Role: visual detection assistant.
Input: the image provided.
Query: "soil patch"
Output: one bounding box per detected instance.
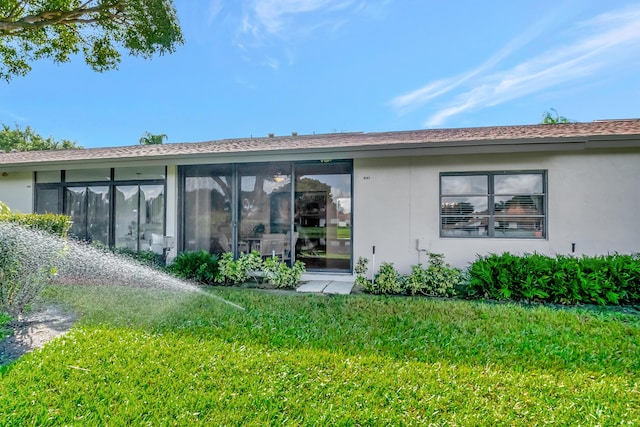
[0,305,77,366]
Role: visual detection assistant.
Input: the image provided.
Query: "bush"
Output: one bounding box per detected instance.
[167,251,219,285]
[354,256,370,289]
[467,252,640,305]
[363,262,404,295]
[262,257,306,289]
[405,253,464,297]
[111,247,165,269]
[215,251,262,286]
[0,209,71,238]
[0,222,61,315]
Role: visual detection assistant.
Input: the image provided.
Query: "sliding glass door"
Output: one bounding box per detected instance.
[183,165,233,253]
[180,161,352,271]
[238,163,291,258]
[294,163,352,271]
[65,186,110,245]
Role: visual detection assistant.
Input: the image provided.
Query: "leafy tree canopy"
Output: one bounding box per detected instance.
[0,0,184,81]
[0,123,81,151]
[541,108,572,124]
[139,131,166,145]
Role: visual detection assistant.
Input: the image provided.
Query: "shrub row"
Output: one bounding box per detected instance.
[167,250,306,289]
[358,251,640,306]
[355,253,464,297]
[0,205,71,238]
[468,252,640,305]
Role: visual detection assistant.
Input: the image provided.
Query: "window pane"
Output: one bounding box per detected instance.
[115,185,140,250]
[441,196,488,215]
[36,171,61,183]
[494,216,545,238]
[65,187,87,240]
[494,195,544,215]
[441,175,487,195]
[35,188,60,213]
[140,185,164,253]
[295,162,352,271]
[87,186,110,245]
[494,174,543,194]
[239,163,291,258]
[441,196,489,237]
[114,166,165,181]
[65,168,111,182]
[183,169,233,254]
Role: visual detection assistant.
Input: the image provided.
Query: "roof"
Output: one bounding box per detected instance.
[1,119,639,167]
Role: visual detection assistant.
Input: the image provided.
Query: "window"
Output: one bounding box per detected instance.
[440,171,546,238]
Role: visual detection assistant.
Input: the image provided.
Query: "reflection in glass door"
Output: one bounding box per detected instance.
[238,163,291,259]
[114,185,165,252]
[183,166,233,254]
[294,163,352,271]
[65,186,110,245]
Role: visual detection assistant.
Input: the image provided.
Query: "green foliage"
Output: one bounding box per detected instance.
[139,131,167,145]
[167,251,218,285]
[405,253,465,297]
[0,222,61,315]
[262,257,306,289]
[0,211,71,237]
[354,256,370,289]
[0,0,184,81]
[215,251,262,286]
[0,201,9,215]
[110,247,165,269]
[0,310,10,339]
[362,261,404,294]
[541,108,572,124]
[0,123,80,152]
[12,286,640,425]
[467,252,640,305]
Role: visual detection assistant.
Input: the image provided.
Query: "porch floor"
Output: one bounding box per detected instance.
[296,280,354,295]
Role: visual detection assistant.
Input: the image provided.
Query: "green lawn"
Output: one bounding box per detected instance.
[1,286,639,425]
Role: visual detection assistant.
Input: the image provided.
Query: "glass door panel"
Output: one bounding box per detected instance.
[87,186,110,245]
[295,163,352,271]
[139,185,165,253]
[115,185,140,251]
[238,163,291,258]
[65,187,87,240]
[183,167,233,254]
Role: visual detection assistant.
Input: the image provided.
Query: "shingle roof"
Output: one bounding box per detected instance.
[1,119,639,166]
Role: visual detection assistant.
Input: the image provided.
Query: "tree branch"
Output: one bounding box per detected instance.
[0,2,127,35]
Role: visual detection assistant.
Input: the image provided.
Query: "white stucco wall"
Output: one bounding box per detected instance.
[354,148,640,272]
[0,171,33,213]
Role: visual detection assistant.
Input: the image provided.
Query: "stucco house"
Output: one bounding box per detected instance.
[0,119,639,276]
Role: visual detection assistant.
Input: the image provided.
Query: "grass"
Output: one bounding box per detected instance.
[1,285,639,425]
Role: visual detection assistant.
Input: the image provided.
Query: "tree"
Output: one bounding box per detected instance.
[139,131,166,145]
[0,123,81,152]
[541,108,572,124]
[0,0,184,81]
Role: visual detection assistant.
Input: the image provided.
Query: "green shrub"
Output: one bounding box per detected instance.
[467,252,640,305]
[215,251,262,285]
[111,247,165,269]
[0,209,71,238]
[262,257,306,289]
[363,262,403,295]
[405,253,463,297]
[167,251,219,285]
[354,256,370,289]
[0,222,61,315]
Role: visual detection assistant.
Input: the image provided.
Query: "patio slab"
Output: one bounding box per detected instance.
[323,281,354,295]
[297,281,331,293]
[297,280,355,294]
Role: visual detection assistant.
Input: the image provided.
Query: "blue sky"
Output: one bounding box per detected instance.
[1,0,639,148]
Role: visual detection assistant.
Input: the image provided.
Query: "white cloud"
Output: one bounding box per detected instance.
[391,4,640,127]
